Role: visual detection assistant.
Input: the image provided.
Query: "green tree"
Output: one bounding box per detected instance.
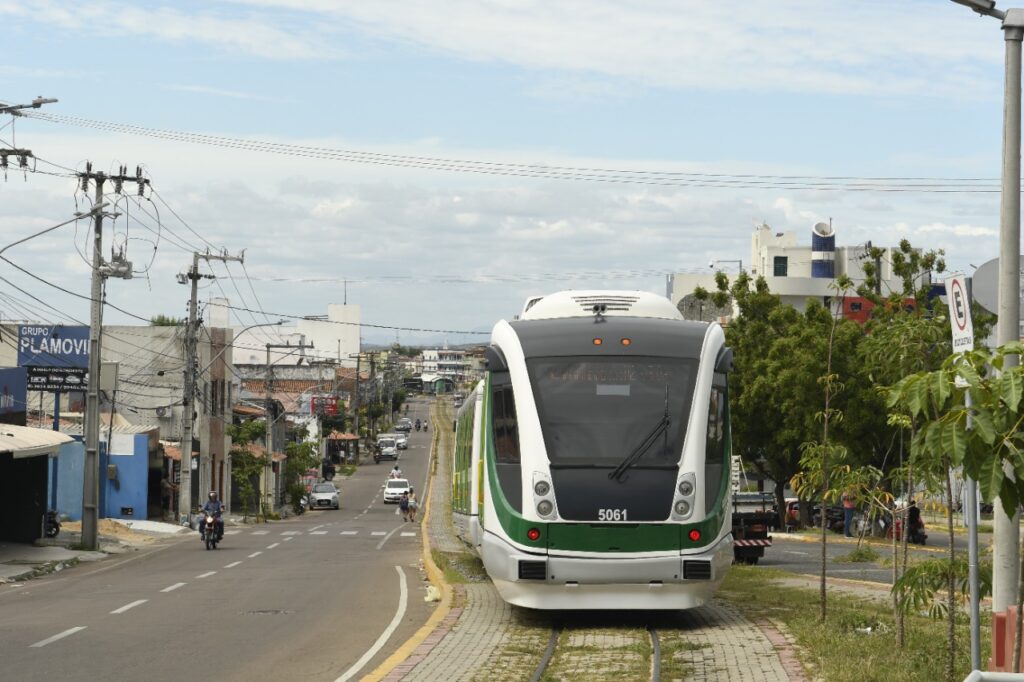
[283,440,321,515]
[887,343,1024,680]
[228,420,266,522]
[150,314,184,326]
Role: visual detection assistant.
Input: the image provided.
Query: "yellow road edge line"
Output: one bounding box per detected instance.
[361,400,455,682]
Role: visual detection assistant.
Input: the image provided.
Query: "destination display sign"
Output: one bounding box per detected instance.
[18,325,89,369]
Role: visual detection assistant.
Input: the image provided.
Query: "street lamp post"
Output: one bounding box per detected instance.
[709,259,743,273]
[950,1,1024,671]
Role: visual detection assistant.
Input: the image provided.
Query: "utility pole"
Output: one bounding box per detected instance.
[263,339,313,510]
[80,163,142,551]
[351,354,361,464]
[177,250,244,526]
[369,355,377,443]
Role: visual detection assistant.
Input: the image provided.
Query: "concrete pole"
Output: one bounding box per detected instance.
[177,253,199,525]
[81,174,106,550]
[353,354,361,464]
[994,11,1024,615]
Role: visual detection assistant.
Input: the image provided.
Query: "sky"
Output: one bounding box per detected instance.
[0,0,1014,351]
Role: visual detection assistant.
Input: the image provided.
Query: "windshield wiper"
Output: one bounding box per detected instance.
[608,414,670,482]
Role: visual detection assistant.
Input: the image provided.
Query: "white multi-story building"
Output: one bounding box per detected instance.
[224,301,361,367]
[421,348,468,380]
[668,222,923,320]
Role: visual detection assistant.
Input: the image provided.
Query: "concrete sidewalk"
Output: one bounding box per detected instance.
[0,542,108,583]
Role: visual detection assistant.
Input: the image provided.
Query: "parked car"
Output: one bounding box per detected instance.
[307,482,340,510]
[383,478,410,503]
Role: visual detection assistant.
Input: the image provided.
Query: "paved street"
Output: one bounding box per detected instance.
[0,401,437,682]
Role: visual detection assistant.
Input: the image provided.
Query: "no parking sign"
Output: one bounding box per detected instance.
[945,275,974,354]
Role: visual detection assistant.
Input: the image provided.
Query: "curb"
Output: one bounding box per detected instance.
[362,401,454,682]
[777,531,948,555]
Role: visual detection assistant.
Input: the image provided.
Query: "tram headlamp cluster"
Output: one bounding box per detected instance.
[672,472,697,521]
[532,472,558,520]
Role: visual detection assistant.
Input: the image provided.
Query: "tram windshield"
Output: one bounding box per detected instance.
[526,356,698,467]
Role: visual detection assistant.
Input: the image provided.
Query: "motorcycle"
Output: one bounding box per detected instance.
[890,517,927,545]
[200,512,221,550]
[44,510,61,538]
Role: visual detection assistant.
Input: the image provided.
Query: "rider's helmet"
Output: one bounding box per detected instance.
[209,491,218,499]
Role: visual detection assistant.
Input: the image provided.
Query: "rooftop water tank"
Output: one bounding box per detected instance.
[811,221,835,278]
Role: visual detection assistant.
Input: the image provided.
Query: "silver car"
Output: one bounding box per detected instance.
[307,482,340,510]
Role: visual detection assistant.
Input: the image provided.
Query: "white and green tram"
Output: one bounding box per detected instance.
[451,290,734,610]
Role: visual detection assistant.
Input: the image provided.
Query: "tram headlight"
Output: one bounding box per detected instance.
[678,480,693,496]
[534,480,551,497]
[537,499,554,517]
[674,500,691,516]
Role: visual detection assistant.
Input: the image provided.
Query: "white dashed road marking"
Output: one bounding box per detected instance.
[370,531,386,536]
[248,551,262,558]
[161,582,186,593]
[196,571,216,579]
[400,532,416,537]
[310,531,328,535]
[375,526,403,550]
[267,542,280,549]
[111,599,148,614]
[224,530,241,536]
[341,531,357,536]
[30,626,86,648]
[284,537,294,542]
[224,561,242,568]
[251,530,269,536]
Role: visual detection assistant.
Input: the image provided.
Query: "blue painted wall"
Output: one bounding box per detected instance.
[50,434,151,521]
[53,440,85,521]
[101,433,150,520]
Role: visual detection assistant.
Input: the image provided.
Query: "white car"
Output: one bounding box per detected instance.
[395,433,409,449]
[383,478,410,504]
[307,482,340,510]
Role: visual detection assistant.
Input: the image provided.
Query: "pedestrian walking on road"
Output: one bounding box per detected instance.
[842,490,856,538]
[408,488,419,522]
[399,492,411,522]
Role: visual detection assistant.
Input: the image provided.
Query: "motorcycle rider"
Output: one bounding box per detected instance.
[907,499,924,543]
[200,491,225,540]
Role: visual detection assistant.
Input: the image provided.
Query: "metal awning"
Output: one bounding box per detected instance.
[0,425,74,459]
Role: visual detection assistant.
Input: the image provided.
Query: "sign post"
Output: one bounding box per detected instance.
[946,274,980,670]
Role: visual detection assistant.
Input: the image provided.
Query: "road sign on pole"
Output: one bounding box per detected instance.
[945,275,975,354]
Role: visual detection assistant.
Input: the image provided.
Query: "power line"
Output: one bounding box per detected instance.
[221,301,488,335]
[20,111,1006,193]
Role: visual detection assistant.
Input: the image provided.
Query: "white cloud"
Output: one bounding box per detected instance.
[0,1,339,60]
[916,221,997,238]
[162,84,282,102]
[225,0,998,97]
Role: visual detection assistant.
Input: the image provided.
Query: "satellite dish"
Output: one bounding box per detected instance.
[812,222,834,238]
[972,256,1024,314]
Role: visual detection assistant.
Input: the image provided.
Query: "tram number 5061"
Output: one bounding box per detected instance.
[597,508,628,521]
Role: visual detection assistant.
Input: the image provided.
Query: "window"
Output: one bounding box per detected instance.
[850,301,862,312]
[704,376,728,513]
[773,256,788,277]
[490,372,522,512]
[526,357,697,467]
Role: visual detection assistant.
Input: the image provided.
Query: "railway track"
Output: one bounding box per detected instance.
[524,615,670,682]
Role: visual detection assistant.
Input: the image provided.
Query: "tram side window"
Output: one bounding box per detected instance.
[491,374,523,513]
[704,377,728,514]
